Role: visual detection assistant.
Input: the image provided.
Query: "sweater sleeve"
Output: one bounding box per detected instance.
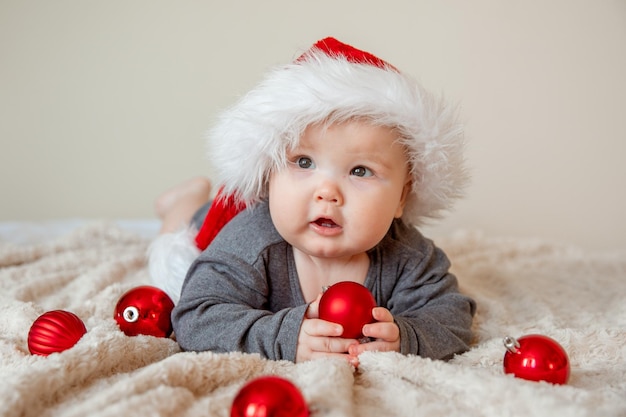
[377,228,476,360]
[171,203,307,362]
[171,250,307,362]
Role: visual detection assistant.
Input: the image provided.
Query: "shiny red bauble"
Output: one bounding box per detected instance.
[114,285,175,337]
[503,334,570,385]
[319,281,376,339]
[230,376,309,417]
[28,310,87,356]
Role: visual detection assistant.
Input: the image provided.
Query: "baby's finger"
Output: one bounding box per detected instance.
[362,321,400,342]
[372,306,394,322]
[305,293,324,319]
[308,351,355,365]
[302,318,343,337]
[308,335,356,354]
[349,339,398,356]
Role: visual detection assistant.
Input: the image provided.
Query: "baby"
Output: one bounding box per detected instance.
[150,37,476,365]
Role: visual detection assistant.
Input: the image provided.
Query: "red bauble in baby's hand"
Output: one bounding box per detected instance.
[230,376,309,417]
[503,334,570,385]
[319,281,376,339]
[114,286,175,337]
[28,310,87,356]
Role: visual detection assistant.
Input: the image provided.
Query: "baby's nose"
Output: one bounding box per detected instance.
[315,181,343,205]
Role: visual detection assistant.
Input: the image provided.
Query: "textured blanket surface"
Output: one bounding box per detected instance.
[0,223,624,417]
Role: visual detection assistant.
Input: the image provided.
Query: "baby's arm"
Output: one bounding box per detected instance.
[172,255,306,362]
[354,239,475,361]
[388,244,475,360]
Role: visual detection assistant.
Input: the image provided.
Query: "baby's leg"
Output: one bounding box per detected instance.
[156,177,212,234]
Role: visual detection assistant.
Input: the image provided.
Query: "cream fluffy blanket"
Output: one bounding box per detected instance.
[1,223,624,417]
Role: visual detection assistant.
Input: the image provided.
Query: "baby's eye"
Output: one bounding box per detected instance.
[351,166,373,177]
[296,156,315,169]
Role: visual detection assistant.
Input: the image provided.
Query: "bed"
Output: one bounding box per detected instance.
[0,220,624,416]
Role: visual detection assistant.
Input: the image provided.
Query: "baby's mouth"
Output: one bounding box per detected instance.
[313,218,339,228]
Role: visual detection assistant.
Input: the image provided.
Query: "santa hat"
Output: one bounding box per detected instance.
[208,36,469,227]
[150,37,469,302]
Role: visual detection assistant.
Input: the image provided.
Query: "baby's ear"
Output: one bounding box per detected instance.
[394,178,412,218]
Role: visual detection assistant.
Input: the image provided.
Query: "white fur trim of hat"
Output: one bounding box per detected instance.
[209,37,469,225]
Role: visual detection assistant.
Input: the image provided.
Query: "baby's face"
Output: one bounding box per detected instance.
[268,120,410,259]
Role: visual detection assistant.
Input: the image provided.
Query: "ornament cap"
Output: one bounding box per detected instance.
[122,306,140,323]
[503,336,520,353]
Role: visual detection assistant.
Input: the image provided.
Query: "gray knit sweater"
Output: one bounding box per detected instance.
[172,202,476,362]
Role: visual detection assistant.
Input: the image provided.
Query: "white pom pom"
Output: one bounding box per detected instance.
[147,228,200,304]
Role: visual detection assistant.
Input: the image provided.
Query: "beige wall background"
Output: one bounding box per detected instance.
[1,1,625,250]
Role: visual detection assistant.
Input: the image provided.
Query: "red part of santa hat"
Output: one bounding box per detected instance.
[194,189,245,250]
[196,37,468,249]
[296,37,395,70]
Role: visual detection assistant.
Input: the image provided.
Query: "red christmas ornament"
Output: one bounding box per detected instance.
[503,334,570,385]
[28,310,87,356]
[319,281,376,339]
[230,376,309,417]
[114,285,175,337]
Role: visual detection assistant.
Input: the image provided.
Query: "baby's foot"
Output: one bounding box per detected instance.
[155,177,212,233]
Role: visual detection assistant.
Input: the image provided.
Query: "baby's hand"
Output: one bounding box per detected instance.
[295,293,358,364]
[348,307,400,358]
